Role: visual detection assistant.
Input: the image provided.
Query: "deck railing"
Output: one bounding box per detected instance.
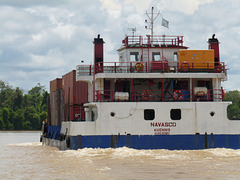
[123,35,184,47]
[95,88,224,102]
[77,61,227,76]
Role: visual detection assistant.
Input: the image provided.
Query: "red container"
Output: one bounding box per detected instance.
[50,78,62,107]
[68,105,86,121]
[50,78,62,90]
[62,70,88,106]
[75,81,88,104]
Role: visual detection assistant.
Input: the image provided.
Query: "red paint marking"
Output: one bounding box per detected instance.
[150,122,176,127]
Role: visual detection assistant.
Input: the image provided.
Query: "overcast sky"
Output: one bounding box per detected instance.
[0,0,240,92]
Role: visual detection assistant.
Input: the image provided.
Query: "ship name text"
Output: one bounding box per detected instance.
[150,122,176,127]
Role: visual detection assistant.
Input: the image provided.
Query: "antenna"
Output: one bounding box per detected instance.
[127,27,137,37]
[145,7,160,46]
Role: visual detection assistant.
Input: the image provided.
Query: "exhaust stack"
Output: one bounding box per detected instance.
[93,34,104,73]
[208,34,220,63]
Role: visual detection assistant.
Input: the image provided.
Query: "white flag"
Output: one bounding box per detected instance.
[162,18,169,28]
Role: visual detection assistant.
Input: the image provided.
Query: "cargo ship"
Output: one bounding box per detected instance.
[42,8,240,150]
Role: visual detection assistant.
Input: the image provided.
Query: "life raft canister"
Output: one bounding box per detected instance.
[173,90,183,100]
[142,90,152,100]
[135,62,144,72]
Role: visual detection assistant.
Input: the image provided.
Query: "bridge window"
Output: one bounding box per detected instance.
[130,52,139,61]
[152,52,161,61]
[144,109,155,120]
[170,109,181,120]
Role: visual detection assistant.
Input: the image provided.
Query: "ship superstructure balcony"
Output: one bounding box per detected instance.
[95,88,224,102]
[77,61,227,76]
[76,61,226,103]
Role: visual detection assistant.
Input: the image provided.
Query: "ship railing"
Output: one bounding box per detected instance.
[123,36,143,47]
[94,88,225,102]
[123,35,184,47]
[96,90,114,102]
[145,35,184,47]
[76,65,94,76]
[206,89,224,101]
[132,89,190,102]
[77,61,227,76]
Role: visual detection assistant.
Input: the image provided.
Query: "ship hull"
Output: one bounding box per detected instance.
[42,133,240,150]
[42,101,240,150]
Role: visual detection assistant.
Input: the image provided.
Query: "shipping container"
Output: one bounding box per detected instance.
[51,89,65,126]
[178,50,214,70]
[68,105,86,121]
[62,70,88,105]
[62,70,88,121]
[75,81,88,105]
[50,78,62,108]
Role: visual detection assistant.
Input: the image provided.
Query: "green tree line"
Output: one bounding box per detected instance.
[0,80,49,130]
[224,90,240,120]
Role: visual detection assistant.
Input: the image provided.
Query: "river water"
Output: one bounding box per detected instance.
[0,131,240,180]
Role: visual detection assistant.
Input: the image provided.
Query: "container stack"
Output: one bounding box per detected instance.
[49,70,88,124]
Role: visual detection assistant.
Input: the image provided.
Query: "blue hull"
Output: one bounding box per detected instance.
[67,134,240,150]
[45,126,240,150]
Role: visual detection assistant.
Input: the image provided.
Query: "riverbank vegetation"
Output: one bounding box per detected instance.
[0,80,49,130]
[224,90,240,120]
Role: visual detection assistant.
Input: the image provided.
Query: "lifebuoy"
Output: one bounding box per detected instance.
[181,62,190,71]
[135,62,144,72]
[173,90,183,100]
[142,90,152,100]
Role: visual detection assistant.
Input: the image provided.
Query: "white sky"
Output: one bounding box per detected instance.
[0,0,239,92]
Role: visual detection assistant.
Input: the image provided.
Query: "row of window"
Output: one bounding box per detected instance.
[144,109,181,120]
[130,52,178,61]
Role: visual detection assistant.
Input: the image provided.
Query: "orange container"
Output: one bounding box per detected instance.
[178,50,214,70]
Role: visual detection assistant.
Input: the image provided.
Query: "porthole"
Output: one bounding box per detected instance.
[170,109,181,120]
[110,112,115,117]
[144,109,155,120]
[210,111,215,117]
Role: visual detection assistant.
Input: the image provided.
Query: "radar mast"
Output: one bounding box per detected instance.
[145,7,160,46]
